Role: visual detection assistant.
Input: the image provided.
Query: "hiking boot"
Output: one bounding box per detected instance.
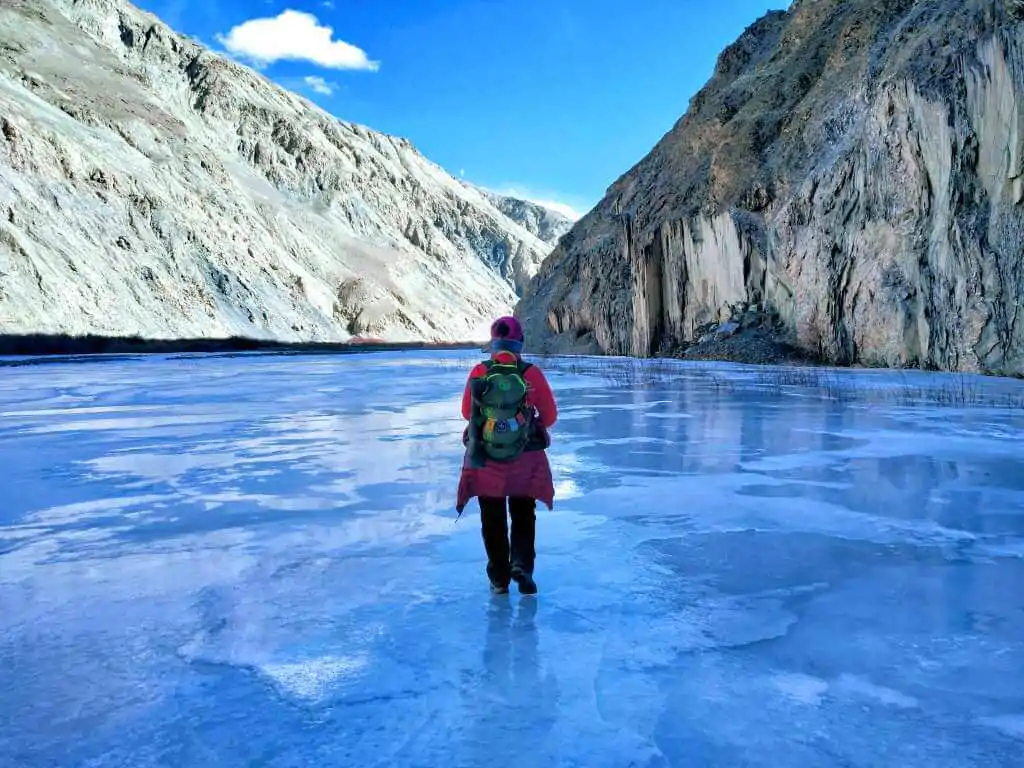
[489,580,510,595]
[510,564,537,595]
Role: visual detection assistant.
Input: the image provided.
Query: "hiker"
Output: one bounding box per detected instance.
[456,316,558,595]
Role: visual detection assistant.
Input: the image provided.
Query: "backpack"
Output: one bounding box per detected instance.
[470,358,534,461]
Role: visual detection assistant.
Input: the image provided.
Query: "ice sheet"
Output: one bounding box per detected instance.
[2,352,1023,767]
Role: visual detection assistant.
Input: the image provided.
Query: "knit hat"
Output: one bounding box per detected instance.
[489,315,524,354]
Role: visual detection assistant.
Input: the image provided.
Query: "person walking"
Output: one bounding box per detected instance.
[456,316,558,595]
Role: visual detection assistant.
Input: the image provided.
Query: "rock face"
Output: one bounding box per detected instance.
[471,186,575,246]
[0,0,554,342]
[518,0,1024,375]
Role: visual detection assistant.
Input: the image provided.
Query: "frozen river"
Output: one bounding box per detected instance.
[2,351,1023,767]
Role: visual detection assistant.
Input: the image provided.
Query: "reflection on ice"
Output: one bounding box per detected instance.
[2,352,1024,766]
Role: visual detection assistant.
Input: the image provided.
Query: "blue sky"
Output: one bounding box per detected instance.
[136,0,789,218]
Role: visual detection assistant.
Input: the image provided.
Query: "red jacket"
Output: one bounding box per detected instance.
[456,351,557,512]
[460,351,558,428]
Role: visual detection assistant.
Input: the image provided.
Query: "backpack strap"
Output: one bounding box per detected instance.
[483,358,532,374]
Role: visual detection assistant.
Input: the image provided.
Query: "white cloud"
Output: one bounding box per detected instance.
[303,75,335,95]
[217,10,379,71]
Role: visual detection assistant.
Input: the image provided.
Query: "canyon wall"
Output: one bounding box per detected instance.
[519,0,1024,375]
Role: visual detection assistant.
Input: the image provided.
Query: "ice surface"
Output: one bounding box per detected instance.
[2,353,1024,767]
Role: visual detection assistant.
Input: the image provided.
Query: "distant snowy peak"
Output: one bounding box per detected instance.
[0,0,555,343]
[468,185,576,246]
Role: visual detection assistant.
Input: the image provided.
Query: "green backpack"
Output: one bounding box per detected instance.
[470,358,535,461]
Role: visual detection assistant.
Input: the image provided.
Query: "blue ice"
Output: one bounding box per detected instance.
[2,352,1024,767]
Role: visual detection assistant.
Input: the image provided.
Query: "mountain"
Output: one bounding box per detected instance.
[518,0,1024,376]
[470,186,575,246]
[0,0,554,343]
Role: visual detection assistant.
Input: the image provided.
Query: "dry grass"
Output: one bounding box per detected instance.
[751,366,1024,409]
[353,352,1024,411]
[523,356,1024,411]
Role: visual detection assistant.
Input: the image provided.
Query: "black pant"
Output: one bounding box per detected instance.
[479,496,536,586]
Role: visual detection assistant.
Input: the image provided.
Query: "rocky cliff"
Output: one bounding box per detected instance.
[0,0,555,343]
[518,0,1024,375]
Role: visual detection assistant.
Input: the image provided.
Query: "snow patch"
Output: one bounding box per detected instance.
[260,654,369,701]
[833,674,919,709]
[772,673,830,705]
[979,714,1024,740]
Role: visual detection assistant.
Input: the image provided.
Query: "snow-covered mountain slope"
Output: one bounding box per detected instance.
[469,186,575,246]
[0,0,555,343]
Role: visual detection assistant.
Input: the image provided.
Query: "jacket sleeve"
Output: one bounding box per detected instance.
[461,363,487,420]
[525,366,558,428]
